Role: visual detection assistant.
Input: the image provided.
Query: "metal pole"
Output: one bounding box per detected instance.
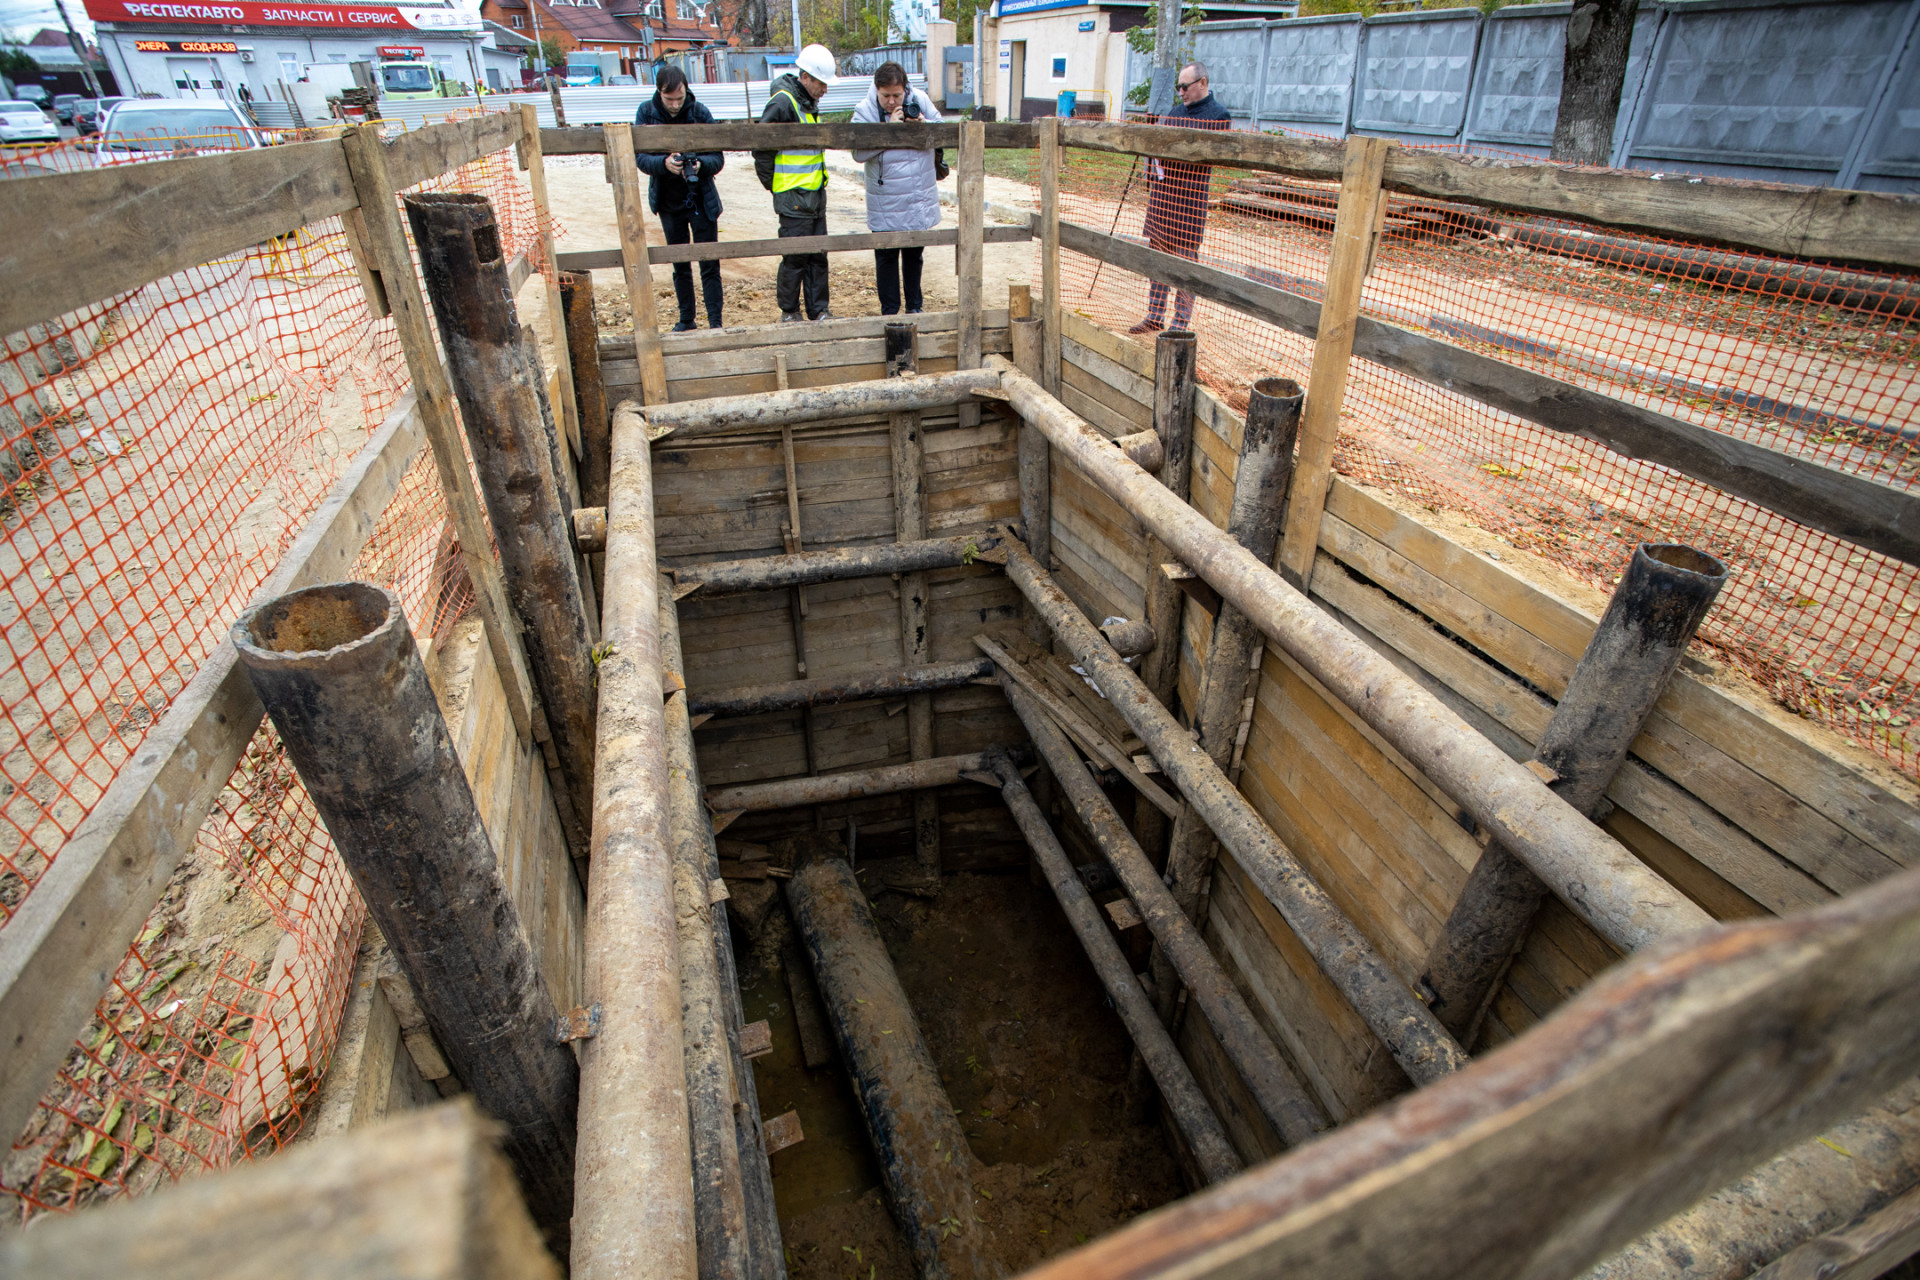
[404,192,598,853]
[576,400,697,1280]
[983,748,1243,1184]
[986,352,1715,956]
[231,583,577,1255]
[997,675,1327,1148]
[1153,375,1302,1025]
[998,533,1469,1087]
[785,857,992,1279]
[1420,542,1729,1044]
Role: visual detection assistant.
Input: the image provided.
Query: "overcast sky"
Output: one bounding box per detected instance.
[2,0,93,43]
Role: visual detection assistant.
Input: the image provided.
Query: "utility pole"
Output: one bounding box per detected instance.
[52,0,103,98]
[1148,0,1179,116]
[791,0,804,51]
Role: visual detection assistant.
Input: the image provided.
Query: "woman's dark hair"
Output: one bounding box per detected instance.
[873,61,908,88]
[656,66,688,94]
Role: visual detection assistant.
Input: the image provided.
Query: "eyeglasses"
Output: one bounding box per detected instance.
[1175,80,1199,90]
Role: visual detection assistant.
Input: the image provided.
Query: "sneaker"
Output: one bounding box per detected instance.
[1127,318,1164,335]
[707,317,724,330]
[780,311,804,323]
[671,319,696,332]
[814,310,836,322]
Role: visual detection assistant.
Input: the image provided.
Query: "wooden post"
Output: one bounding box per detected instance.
[1275,134,1389,593]
[956,119,985,428]
[638,369,1003,439]
[1010,316,1051,635]
[689,658,994,718]
[232,584,578,1255]
[516,103,581,460]
[1008,281,1032,319]
[705,752,1001,816]
[577,401,696,1280]
[1038,115,1062,397]
[604,122,669,405]
[404,192,597,856]
[887,322,941,894]
[672,531,1009,598]
[560,271,611,510]
[337,123,538,743]
[1134,329,1199,865]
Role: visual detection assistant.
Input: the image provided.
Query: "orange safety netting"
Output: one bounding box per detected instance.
[1045,134,1920,777]
[0,125,558,1218]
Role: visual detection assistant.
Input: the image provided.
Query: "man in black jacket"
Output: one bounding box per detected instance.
[1130,61,1231,334]
[753,44,837,322]
[637,66,726,330]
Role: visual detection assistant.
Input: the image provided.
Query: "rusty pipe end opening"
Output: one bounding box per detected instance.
[233,581,403,665]
[1637,542,1729,587]
[1251,376,1304,406]
[1157,329,1197,347]
[403,190,490,212]
[1010,315,1041,329]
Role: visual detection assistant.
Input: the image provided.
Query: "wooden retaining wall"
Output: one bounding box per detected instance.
[1050,311,1920,1153]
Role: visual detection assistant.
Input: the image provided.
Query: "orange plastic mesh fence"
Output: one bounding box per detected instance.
[0,126,559,1218]
[1045,135,1920,778]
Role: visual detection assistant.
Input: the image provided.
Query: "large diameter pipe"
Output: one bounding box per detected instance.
[998,676,1327,1148]
[641,368,1005,439]
[706,751,1001,815]
[576,400,697,1279]
[986,353,1715,955]
[660,583,752,1280]
[1157,376,1302,1025]
[675,532,1007,598]
[231,583,578,1255]
[690,658,995,719]
[983,748,1243,1185]
[405,192,597,848]
[999,535,1469,1087]
[1420,543,1729,1043]
[784,857,992,1279]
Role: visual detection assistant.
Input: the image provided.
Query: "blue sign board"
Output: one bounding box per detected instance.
[998,0,1085,15]
[1077,19,1095,30]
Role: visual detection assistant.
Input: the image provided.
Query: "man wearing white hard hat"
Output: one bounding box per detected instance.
[754,44,838,322]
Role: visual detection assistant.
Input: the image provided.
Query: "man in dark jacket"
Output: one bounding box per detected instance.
[1130,62,1232,334]
[636,66,725,330]
[753,44,837,322]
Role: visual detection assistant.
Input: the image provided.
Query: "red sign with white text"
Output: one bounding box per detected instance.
[84,0,481,31]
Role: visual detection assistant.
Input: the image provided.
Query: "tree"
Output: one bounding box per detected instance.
[1125,1,1204,106]
[0,46,41,85]
[533,35,567,71]
[1551,0,1636,164]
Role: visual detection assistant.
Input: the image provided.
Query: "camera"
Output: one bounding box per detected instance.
[902,96,921,120]
[673,152,701,180]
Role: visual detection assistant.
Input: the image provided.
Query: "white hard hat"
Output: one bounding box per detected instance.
[796,44,837,83]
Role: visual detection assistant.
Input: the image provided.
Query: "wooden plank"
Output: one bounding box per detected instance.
[0,1101,557,1280]
[540,121,1036,155]
[1277,135,1387,593]
[556,225,1029,272]
[1040,116,1062,397]
[384,111,525,193]
[1749,1183,1920,1280]
[516,103,579,462]
[1022,864,1920,1280]
[957,121,986,430]
[339,124,539,742]
[603,121,669,406]
[1056,220,1920,567]
[0,395,427,1189]
[1061,121,1920,272]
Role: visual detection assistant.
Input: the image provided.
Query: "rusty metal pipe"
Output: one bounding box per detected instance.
[574,400,696,1279]
[674,532,1005,598]
[690,658,995,719]
[983,747,1243,1184]
[987,352,1714,955]
[231,582,577,1256]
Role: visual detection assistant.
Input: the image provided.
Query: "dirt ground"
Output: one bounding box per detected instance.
[538,154,1039,329]
[738,870,1186,1279]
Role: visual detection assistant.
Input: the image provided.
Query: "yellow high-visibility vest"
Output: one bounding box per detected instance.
[770,89,825,193]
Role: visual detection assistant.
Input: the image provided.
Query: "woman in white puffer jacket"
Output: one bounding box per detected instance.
[851,62,944,315]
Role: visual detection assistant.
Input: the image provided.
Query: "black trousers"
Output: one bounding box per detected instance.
[777,212,829,318]
[658,206,723,327]
[874,246,924,315]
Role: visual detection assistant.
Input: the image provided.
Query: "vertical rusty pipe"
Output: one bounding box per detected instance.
[1420,543,1729,1044]
[983,747,1243,1184]
[887,321,941,894]
[999,535,1470,1087]
[1135,329,1199,866]
[997,675,1327,1148]
[231,582,577,1256]
[1153,377,1303,1024]
[659,583,751,1280]
[784,857,991,1280]
[404,192,597,849]
[575,399,696,1279]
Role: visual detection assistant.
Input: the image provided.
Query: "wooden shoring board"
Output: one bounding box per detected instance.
[0,396,428,1155]
[515,104,581,461]
[602,121,669,405]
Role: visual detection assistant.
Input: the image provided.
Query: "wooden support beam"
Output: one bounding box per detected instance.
[705,752,1003,815]
[578,400,696,1280]
[516,103,580,461]
[603,122,669,406]
[671,531,1006,598]
[0,398,425,1161]
[688,658,995,718]
[1038,116,1063,398]
[539,121,1037,156]
[1019,866,1920,1280]
[555,224,1031,272]
[1011,315,1051,648]
[1749,1184,1920,1280]
[1008,282,1032,319]
[888,322,941,892]
[956,121,986,429]
[639,368,1005,441]
[0,1101,559,1280]
[1278,134,1388,593]
[338,123,538,742]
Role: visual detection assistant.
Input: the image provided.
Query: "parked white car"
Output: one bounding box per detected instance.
[0,100,59,145]
[95,99,262,161]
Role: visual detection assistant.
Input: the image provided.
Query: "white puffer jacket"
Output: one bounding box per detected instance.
[850,84,944,233]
